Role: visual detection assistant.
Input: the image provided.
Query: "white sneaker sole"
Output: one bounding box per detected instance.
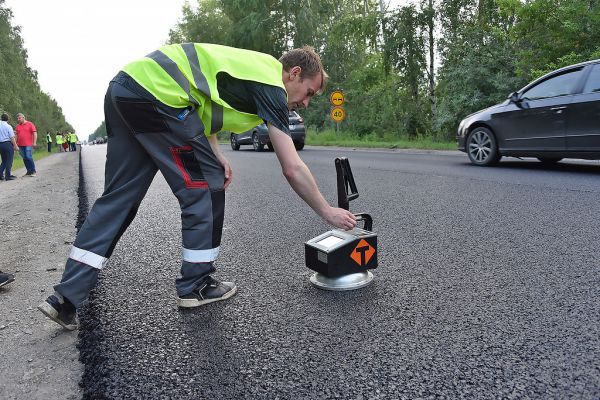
[0,277,15,288]
[177,285,237,308]
[38,302,78,331]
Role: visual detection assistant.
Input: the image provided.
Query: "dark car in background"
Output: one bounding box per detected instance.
[457,59,600,166]
[230,110,305,152]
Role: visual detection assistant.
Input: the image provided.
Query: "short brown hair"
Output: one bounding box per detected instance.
[279,46,328,94]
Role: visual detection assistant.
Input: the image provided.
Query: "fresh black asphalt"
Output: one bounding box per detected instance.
[77,145,599,399]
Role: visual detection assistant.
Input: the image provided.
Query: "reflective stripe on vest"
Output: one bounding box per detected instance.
[146,49,199,108]
[181,43,210,97]
[147,47,224,133]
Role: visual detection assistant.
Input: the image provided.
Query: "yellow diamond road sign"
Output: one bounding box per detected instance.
[330,106,345,123]
[330,90,344,106]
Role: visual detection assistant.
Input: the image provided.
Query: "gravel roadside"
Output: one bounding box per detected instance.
[0,151,82,399]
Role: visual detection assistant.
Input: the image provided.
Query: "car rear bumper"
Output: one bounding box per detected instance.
[259,127,305,144]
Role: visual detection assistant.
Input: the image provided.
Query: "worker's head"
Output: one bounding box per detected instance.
[280,46,328,110]
[1,113,8,122]
[16,113,25,124]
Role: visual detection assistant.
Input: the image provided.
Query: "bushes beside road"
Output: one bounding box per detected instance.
[306,129,455,150]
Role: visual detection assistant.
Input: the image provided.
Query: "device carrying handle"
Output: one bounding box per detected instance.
[335,157,359,210]
[354,213,373,231]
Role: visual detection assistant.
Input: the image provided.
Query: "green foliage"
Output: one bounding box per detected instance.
[0,1,73,147]
[168,0,600,143]
[168,0,233,45]
[511,0,600,80]
[89,121,107,142]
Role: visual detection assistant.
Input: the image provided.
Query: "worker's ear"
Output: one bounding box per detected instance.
[289,66,302,80]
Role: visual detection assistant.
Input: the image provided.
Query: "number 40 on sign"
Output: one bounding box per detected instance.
[330,106,345,123]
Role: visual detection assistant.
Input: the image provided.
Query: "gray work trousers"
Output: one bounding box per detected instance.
[55,72,225,307]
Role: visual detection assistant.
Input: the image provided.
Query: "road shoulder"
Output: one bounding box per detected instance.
[0,151,82,400]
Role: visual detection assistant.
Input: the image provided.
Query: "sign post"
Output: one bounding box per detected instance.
[329,90,345,134]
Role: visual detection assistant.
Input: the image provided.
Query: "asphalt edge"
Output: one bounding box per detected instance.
[74,148,110,400]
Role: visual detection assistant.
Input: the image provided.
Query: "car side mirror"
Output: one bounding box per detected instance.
[508,92,520,103]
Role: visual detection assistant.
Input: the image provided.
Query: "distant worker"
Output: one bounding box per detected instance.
[70,132,79,151]
[55,131,63,152]
[0,113,18,181]
[66,132,72,151]
[38,43,356,330]
[62,132,69,152]
[14,113,37,177]
[46,131,52,152]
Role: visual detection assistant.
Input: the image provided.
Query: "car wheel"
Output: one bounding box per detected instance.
[267,143,274,151]
[537,157,562,164]
[230,134,240,151]
[294,141,305,151]
[252,133,264,152]
[467,127,500,166]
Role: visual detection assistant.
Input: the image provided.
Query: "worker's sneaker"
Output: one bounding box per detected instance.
[38,293,78,330]
[28,172,36,177]
[178,277,237,308]
[0,271,15,288]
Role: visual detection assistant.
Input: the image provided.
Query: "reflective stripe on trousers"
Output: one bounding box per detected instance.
[54,72,225,307]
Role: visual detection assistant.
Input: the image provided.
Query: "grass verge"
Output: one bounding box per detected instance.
[306,129,456,150]
[10,147,58,171]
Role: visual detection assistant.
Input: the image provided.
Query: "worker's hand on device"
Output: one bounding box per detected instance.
[323,206,357,231]
[268,124,357,231]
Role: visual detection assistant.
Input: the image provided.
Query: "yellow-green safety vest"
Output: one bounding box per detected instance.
[122,43,287,136]
[46,133,52,143]
[70,133,78,143]
[56,134,63,145]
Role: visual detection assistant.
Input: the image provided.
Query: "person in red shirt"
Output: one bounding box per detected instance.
[15,113,37,176]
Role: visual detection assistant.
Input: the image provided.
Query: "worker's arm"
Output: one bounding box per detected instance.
[268,124,356,230]
[10,133,18,151]
[208,133,232,190]
[33,130,37,147]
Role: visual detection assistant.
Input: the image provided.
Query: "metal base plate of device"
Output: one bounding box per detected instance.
[309,271,374,291]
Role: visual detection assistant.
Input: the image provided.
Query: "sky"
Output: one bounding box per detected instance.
[5,0,187,139]
[5,0,406,141]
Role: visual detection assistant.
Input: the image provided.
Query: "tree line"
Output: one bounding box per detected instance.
[0,1,73,139]
[167,0,599,141]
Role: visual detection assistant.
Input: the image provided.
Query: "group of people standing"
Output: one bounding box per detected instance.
[0,112,79,184]
[47,131,79,153]
[0,112,38,180]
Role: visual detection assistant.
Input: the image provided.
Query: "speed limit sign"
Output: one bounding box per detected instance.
[330,106,345,122]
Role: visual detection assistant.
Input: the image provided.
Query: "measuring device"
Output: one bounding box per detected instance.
[305,157,378,290]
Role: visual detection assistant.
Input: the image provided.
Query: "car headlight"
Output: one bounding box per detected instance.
[457,120,466,137]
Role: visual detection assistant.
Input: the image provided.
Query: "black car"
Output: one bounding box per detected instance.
[230,110,306,152]
[457,59,600,165]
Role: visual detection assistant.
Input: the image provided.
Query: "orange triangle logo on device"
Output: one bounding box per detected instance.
[350,239,375,267]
